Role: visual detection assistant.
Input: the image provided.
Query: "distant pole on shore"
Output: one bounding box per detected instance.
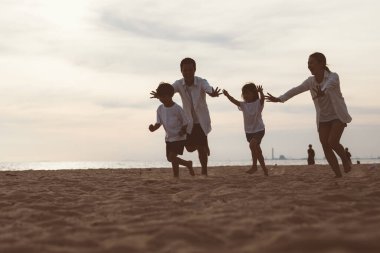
[272,148,274,160]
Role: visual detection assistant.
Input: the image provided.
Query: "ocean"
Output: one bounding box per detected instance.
[0,158,379,171]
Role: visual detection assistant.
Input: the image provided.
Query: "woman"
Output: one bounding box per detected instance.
[266,52,352,178]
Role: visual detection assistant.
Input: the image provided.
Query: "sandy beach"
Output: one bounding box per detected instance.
[1,164,380,253]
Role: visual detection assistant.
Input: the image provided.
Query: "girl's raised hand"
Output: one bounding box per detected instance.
[257,85,263,92]
[150,90,158,99]
[222,89,229,96]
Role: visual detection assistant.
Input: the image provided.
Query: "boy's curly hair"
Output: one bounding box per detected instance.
[156,82,174,97]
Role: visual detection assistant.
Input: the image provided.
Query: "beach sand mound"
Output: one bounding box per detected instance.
[1,164,380,253]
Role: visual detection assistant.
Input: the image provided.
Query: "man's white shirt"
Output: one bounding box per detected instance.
[172,76,213,135]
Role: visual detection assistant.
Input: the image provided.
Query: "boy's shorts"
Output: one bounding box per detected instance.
[166,140,186,160]
[246,130,265,144]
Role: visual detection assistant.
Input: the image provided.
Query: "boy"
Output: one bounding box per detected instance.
[149,82,195,178]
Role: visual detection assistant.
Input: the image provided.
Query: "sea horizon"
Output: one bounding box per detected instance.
[1,158,379,171]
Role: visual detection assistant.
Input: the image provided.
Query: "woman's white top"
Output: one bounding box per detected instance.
[318,93,338,122]
[278,71,352,127]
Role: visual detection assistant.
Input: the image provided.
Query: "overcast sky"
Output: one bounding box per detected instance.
[1,0,379,163]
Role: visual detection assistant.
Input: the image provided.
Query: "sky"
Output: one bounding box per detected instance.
[1,0,380,163]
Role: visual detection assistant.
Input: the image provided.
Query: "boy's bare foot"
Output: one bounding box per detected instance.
[263,167,269,176]
[186,161,195,176]
[246,166,258,174]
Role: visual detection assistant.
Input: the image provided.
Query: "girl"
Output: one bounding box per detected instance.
[223,83,268,176]
[265,52,352,178]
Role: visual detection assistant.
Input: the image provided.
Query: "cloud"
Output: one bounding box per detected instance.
[100,13,236,47]
[96,98,155,110]
[349,106,380,115]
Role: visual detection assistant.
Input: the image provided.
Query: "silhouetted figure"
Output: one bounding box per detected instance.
[151,58,222,176]
[266,52,352,178]
[223,83,268,176]
[149,83,194,178]
[345,147,352,165]
[307,144,315,165]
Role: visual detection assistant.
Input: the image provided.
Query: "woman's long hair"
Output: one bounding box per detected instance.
[310,52,331,72]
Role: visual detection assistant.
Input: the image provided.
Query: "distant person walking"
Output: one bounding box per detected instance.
[345,147,352,165]
[151,58,221,176]
[307,144,315,165]
[266,52,352,178]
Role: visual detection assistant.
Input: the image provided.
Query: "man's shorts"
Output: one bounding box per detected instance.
[186,124,210,155]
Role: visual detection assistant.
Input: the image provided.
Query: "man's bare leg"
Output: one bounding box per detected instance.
[198,146,208,175]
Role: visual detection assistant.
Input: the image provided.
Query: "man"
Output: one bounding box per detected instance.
[345,147,352,165]
[151,58,221,175]
[307,144,315,165]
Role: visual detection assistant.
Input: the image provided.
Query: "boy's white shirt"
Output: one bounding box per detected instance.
[172,76,213,135]
[278,71,352,128]
[156,103,188,142]
[238,100,265,134]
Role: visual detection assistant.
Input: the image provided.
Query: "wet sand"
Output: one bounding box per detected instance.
[1,164,380,253]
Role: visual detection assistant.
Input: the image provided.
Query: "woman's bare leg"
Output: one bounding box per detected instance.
[328,121,351,173]
[319,123,342,177]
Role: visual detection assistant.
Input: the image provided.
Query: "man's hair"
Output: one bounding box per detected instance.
[180,57,196,70]
[156,82,174,97]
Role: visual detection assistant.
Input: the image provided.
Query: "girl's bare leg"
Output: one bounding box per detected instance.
[246,151,258,174]
[255,144,268,176]
[248,140,268,176]
[246,141,258,174]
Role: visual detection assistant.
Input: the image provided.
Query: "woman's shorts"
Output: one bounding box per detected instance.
[318,119,347,130]
[166,140,186,159]
[246,130,265,144]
